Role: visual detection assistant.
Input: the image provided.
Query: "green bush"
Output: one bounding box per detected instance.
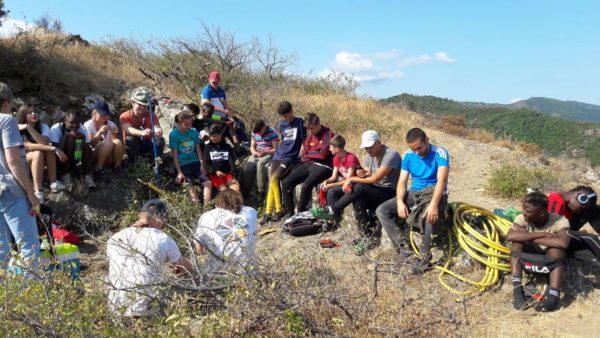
[486,164,559,198]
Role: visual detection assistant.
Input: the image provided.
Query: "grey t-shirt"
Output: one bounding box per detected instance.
[0,114,26,198]
[363,145,402,188]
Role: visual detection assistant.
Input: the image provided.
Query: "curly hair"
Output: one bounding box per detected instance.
[214,189,243,214]
[523,191,549,210]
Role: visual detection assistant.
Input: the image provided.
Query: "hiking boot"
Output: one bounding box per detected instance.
[259,214,272,226]
[311,206,333,220]
[411,255,433,275]
[34,190,45,204]
[84,174,96,188]
[271,211,290,223]
[50,180,67,192]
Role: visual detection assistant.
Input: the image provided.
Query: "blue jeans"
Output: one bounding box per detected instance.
[0,191,40,277]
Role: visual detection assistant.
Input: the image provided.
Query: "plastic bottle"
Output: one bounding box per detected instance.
[74,139,83,161]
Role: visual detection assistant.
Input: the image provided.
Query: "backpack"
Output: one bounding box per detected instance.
[281,211,325,237]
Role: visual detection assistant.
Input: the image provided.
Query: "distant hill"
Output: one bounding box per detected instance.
[381,93,600,166]
[461,97,600,123]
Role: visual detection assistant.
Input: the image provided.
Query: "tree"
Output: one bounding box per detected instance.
[0,0,9,26]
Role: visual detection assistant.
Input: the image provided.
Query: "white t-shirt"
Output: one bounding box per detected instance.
[195,206,257,272]
[106,226,182,317]
[83,119,117,140]
[49,123,90,144]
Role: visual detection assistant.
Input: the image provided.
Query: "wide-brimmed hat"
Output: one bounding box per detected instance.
[130,87,151,106]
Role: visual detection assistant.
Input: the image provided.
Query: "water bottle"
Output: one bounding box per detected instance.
[74,139,83,161]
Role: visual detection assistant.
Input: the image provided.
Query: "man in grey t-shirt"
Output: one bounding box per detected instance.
[321,130,401,253]
[0,82,41,277]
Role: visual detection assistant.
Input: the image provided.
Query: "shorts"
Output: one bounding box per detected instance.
[181,162,210,185]
[208,173,235,188]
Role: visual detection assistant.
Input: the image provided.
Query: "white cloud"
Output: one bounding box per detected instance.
[509,97,524,104]
[0,17,34,37]
[321,49,455,84]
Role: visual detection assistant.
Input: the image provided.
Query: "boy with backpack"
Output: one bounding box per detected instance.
[203,124,241,195]
[169,111,212,204]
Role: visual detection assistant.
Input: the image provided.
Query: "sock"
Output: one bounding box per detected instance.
[270,178,282,213]
[266,185,274,214]
[535,287,560,312]
[512,277,526,310]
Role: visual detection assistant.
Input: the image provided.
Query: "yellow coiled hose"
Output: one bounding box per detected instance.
[410,202,513,298]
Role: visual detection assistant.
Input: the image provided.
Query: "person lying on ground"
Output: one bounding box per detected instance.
[241,119,279,201]
[376,128,449,272]
[261,101,306,225]
[546,186,600,258]
[281,113,335,217]
[170,111,212,204]
[311,134,361,231]
[119,87,164,164]
[107,199,194,317]
[203,124,241,195]
[0,82,41,278]
[49,112,96,189]
[84,100,125,179]
[194,188,257,273]
[506,191,570,312]
[15,103,67,203]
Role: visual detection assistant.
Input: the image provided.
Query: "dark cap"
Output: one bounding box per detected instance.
[140,199,168,218]
[93,100,112,116]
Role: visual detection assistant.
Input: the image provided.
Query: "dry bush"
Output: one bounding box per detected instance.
[516,141,542,156]
[467,128,496,143]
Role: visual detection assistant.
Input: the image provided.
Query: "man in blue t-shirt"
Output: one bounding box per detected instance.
[376,128,450,274]
[200,71,230,116]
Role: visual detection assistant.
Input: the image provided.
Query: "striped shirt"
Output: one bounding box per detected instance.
[251,127,279,152]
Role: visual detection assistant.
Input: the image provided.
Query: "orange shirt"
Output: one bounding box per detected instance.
[119,109,161,140]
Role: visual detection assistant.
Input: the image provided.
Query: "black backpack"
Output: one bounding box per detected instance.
[281,212,324,237]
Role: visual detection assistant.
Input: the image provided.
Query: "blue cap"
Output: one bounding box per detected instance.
[93,100,112,116]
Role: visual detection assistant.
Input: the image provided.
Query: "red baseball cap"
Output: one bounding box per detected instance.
[209,71,221,82]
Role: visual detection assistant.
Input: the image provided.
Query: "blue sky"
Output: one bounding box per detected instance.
[3,0,600,104]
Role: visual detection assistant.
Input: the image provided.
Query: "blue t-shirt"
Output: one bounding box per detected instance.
[273,117,305,163]
[401,144,449,192]
[201,85,227,111]
[169,128,200,166]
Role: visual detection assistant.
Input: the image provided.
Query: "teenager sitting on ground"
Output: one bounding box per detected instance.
[15,104,67,202]
[281,113,335,217]
[376,128,449,272]
[242,119,279,201]
[203,124,241,195]
[312,134,361,231]
[546,186,600,258]
[0,82,41,278]
[506,191,570,312]
[107,199,194,317]
[169,111,212,204]
[194,188,257,273]
[49,112,96,189]
[119,87,164,164]
[83,101,125,179]
[261,101,306,224]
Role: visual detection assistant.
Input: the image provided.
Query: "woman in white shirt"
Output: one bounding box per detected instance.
[195,189,257,273]
[15,104,68,202]
[83,101,125,177]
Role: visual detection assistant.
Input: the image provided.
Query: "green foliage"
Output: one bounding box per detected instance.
[513,97,600,123]
[486,164,559,198]
[382,94,600,166]
[0,1,7,24]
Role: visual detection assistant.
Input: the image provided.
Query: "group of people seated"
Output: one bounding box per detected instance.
[1,76,600,318]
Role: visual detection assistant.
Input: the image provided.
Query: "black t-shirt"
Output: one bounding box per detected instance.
[571,205,600,232]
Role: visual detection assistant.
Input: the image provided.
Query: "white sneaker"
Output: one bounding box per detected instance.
[50,180,67,192]
[62,174,73,185]
[84,174,96,188]
[34,190,45,204]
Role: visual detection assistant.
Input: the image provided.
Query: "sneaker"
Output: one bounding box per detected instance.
[259,214,272,226]
[311,206,333,220]
[61,174,72,186]
[34,190,45,204]
[410,255,433,275]
[84,174,96,188]
[50,180,67,192]
[271,211,291,223]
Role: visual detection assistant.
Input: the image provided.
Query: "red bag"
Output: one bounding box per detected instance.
[51,221,82,245]
[319,186,327,207]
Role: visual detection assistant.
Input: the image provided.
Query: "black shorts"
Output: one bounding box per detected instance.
[181,162,210,184]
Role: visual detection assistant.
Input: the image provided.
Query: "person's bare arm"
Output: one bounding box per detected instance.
[424,166,449,225]
[396,170,410,218]
[347,166,393,186]
[5,146,39,215]
[506,226,551,242]
[532,229,571,249]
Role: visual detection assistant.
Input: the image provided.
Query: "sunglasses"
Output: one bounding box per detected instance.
[577,192,597,205]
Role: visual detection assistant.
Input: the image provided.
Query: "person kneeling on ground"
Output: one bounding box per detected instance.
[107,199,194,317]
[194,189,257,273]
[170,111,212,204]
[49,112,96,189]
[377,128,449,273]
[119,87,165,164]
[15,104,68,203]
[312,134,361,231]
[242,119,279,201]
[203,124,241,195]
[84,101,125,180]
[506,191,570,312]
[281,113,335,217]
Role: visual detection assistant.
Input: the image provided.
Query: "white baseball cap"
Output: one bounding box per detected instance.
[359,130,380,148]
